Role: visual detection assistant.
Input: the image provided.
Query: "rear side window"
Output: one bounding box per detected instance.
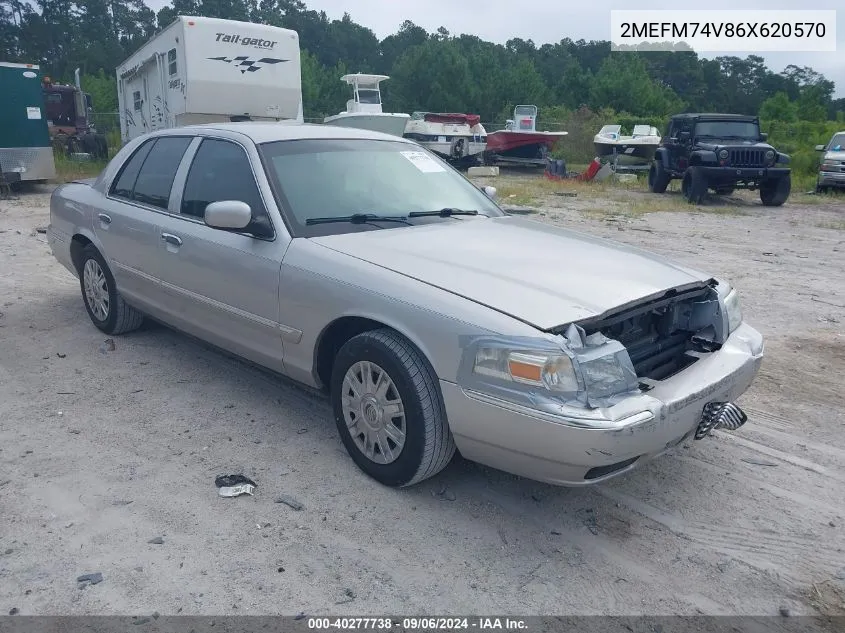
[131,136,193,209]
[181,139,267,220]
[110,140,155,199]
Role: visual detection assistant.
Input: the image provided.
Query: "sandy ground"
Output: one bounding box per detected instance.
[1,177,844,618]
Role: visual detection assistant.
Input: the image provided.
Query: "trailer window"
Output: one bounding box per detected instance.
[168,49,177,76]
[133,91,141,111]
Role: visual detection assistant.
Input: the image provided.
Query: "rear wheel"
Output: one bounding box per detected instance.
[78,244,144,335]
[331,329,455,487]
[682,167,707,204]
[648,160,670,193]
[760,174,791,207]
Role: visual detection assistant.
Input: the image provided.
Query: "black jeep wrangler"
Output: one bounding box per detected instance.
[648,113,791,206]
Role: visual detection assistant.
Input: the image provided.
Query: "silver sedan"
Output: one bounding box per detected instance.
[47,123,764,487]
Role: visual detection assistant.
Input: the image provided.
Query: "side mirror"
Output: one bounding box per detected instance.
[204,200,252,230]
[759,132,768,141]
[815,144,826,151]
[482,185,497,199]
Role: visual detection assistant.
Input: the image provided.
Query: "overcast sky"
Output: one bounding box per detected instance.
[148,0,844,97]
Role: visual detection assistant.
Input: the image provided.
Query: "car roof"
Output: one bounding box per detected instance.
[179,121,415,145]
[671,113,758,121]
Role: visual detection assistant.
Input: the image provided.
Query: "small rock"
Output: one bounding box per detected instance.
[830,521,836,528]
[56,353,66,358]
[99,338,116,353]
[779,606,791,617]
[550,530,562,536]
[4,548,12,555]
[275,495,303,511]
[835,568,845,580]
[77,572,103,585]
[148,536,164,544]
[294,613,306,620]
[297,428,308,434]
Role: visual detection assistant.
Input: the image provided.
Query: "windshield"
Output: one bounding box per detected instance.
[356,89,381,105]
[259,139,504,237]
[694,120,760,139]
[827,133,845,151]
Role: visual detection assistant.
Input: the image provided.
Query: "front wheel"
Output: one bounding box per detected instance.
[682,167,707,204]
[648,160,670,193]
[760,174,791,207]
[330,329,456,487]
[78,244,144,335]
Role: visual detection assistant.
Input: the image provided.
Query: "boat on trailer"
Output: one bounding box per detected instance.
[323,73,410,137]
[402,112,487,167]
[484,105,567,167]
[593,124,661,166]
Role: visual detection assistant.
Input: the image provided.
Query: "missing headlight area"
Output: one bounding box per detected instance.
[571,282,723,382]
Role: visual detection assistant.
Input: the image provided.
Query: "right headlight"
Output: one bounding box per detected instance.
[473,348,579,392]
[723,287,743,333]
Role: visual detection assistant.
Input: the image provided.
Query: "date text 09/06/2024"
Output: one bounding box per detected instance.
[307,618,528,630]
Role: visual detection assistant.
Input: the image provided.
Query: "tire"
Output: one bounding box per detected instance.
[648,160,670,193]
[682,167,707,204]
[330,328,456,487]
[760,174,791,207]
[816,183,828,194]
[78,244,144,335]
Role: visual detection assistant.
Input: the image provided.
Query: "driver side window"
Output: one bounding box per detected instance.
[181,138,270,232]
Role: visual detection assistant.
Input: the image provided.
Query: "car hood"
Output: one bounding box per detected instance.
[823,150,845,162]
[310,216,713,330]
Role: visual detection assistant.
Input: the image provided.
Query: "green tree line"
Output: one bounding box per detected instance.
[2,0,842,124]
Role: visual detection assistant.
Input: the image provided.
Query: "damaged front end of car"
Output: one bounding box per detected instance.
[456,278,752,440]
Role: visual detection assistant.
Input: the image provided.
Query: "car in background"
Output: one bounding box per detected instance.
[815,131,845,193]
[47,123,764,488]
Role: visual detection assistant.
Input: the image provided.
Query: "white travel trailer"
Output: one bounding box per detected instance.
[116,15,303,143]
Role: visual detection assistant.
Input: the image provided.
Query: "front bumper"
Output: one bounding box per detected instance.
[443,322,764,486]
[698,166,789,180]
[818,170,845,188]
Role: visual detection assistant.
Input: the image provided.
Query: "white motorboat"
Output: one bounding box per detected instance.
[323,73,409,137]
[593,124,661,165]
[403,112,487,166]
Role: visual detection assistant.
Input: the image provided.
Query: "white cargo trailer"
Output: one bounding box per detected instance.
[116,15,303,143]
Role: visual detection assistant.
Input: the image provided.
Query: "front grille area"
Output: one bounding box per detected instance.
[577,285,718,382]
[729,148,766,167]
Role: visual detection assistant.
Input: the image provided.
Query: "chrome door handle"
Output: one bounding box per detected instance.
[161,233,183,247]
[97,213,111,224]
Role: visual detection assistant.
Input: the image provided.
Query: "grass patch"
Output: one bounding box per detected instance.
[815,220,845,230]
[495,183,538,206]
[53,151,106,183]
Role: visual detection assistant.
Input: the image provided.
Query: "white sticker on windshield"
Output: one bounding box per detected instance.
[401,151,446,173]
[26,106,42,120]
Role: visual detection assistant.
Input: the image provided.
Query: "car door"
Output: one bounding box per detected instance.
[97,135,192,310]
[153,136,288,372]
